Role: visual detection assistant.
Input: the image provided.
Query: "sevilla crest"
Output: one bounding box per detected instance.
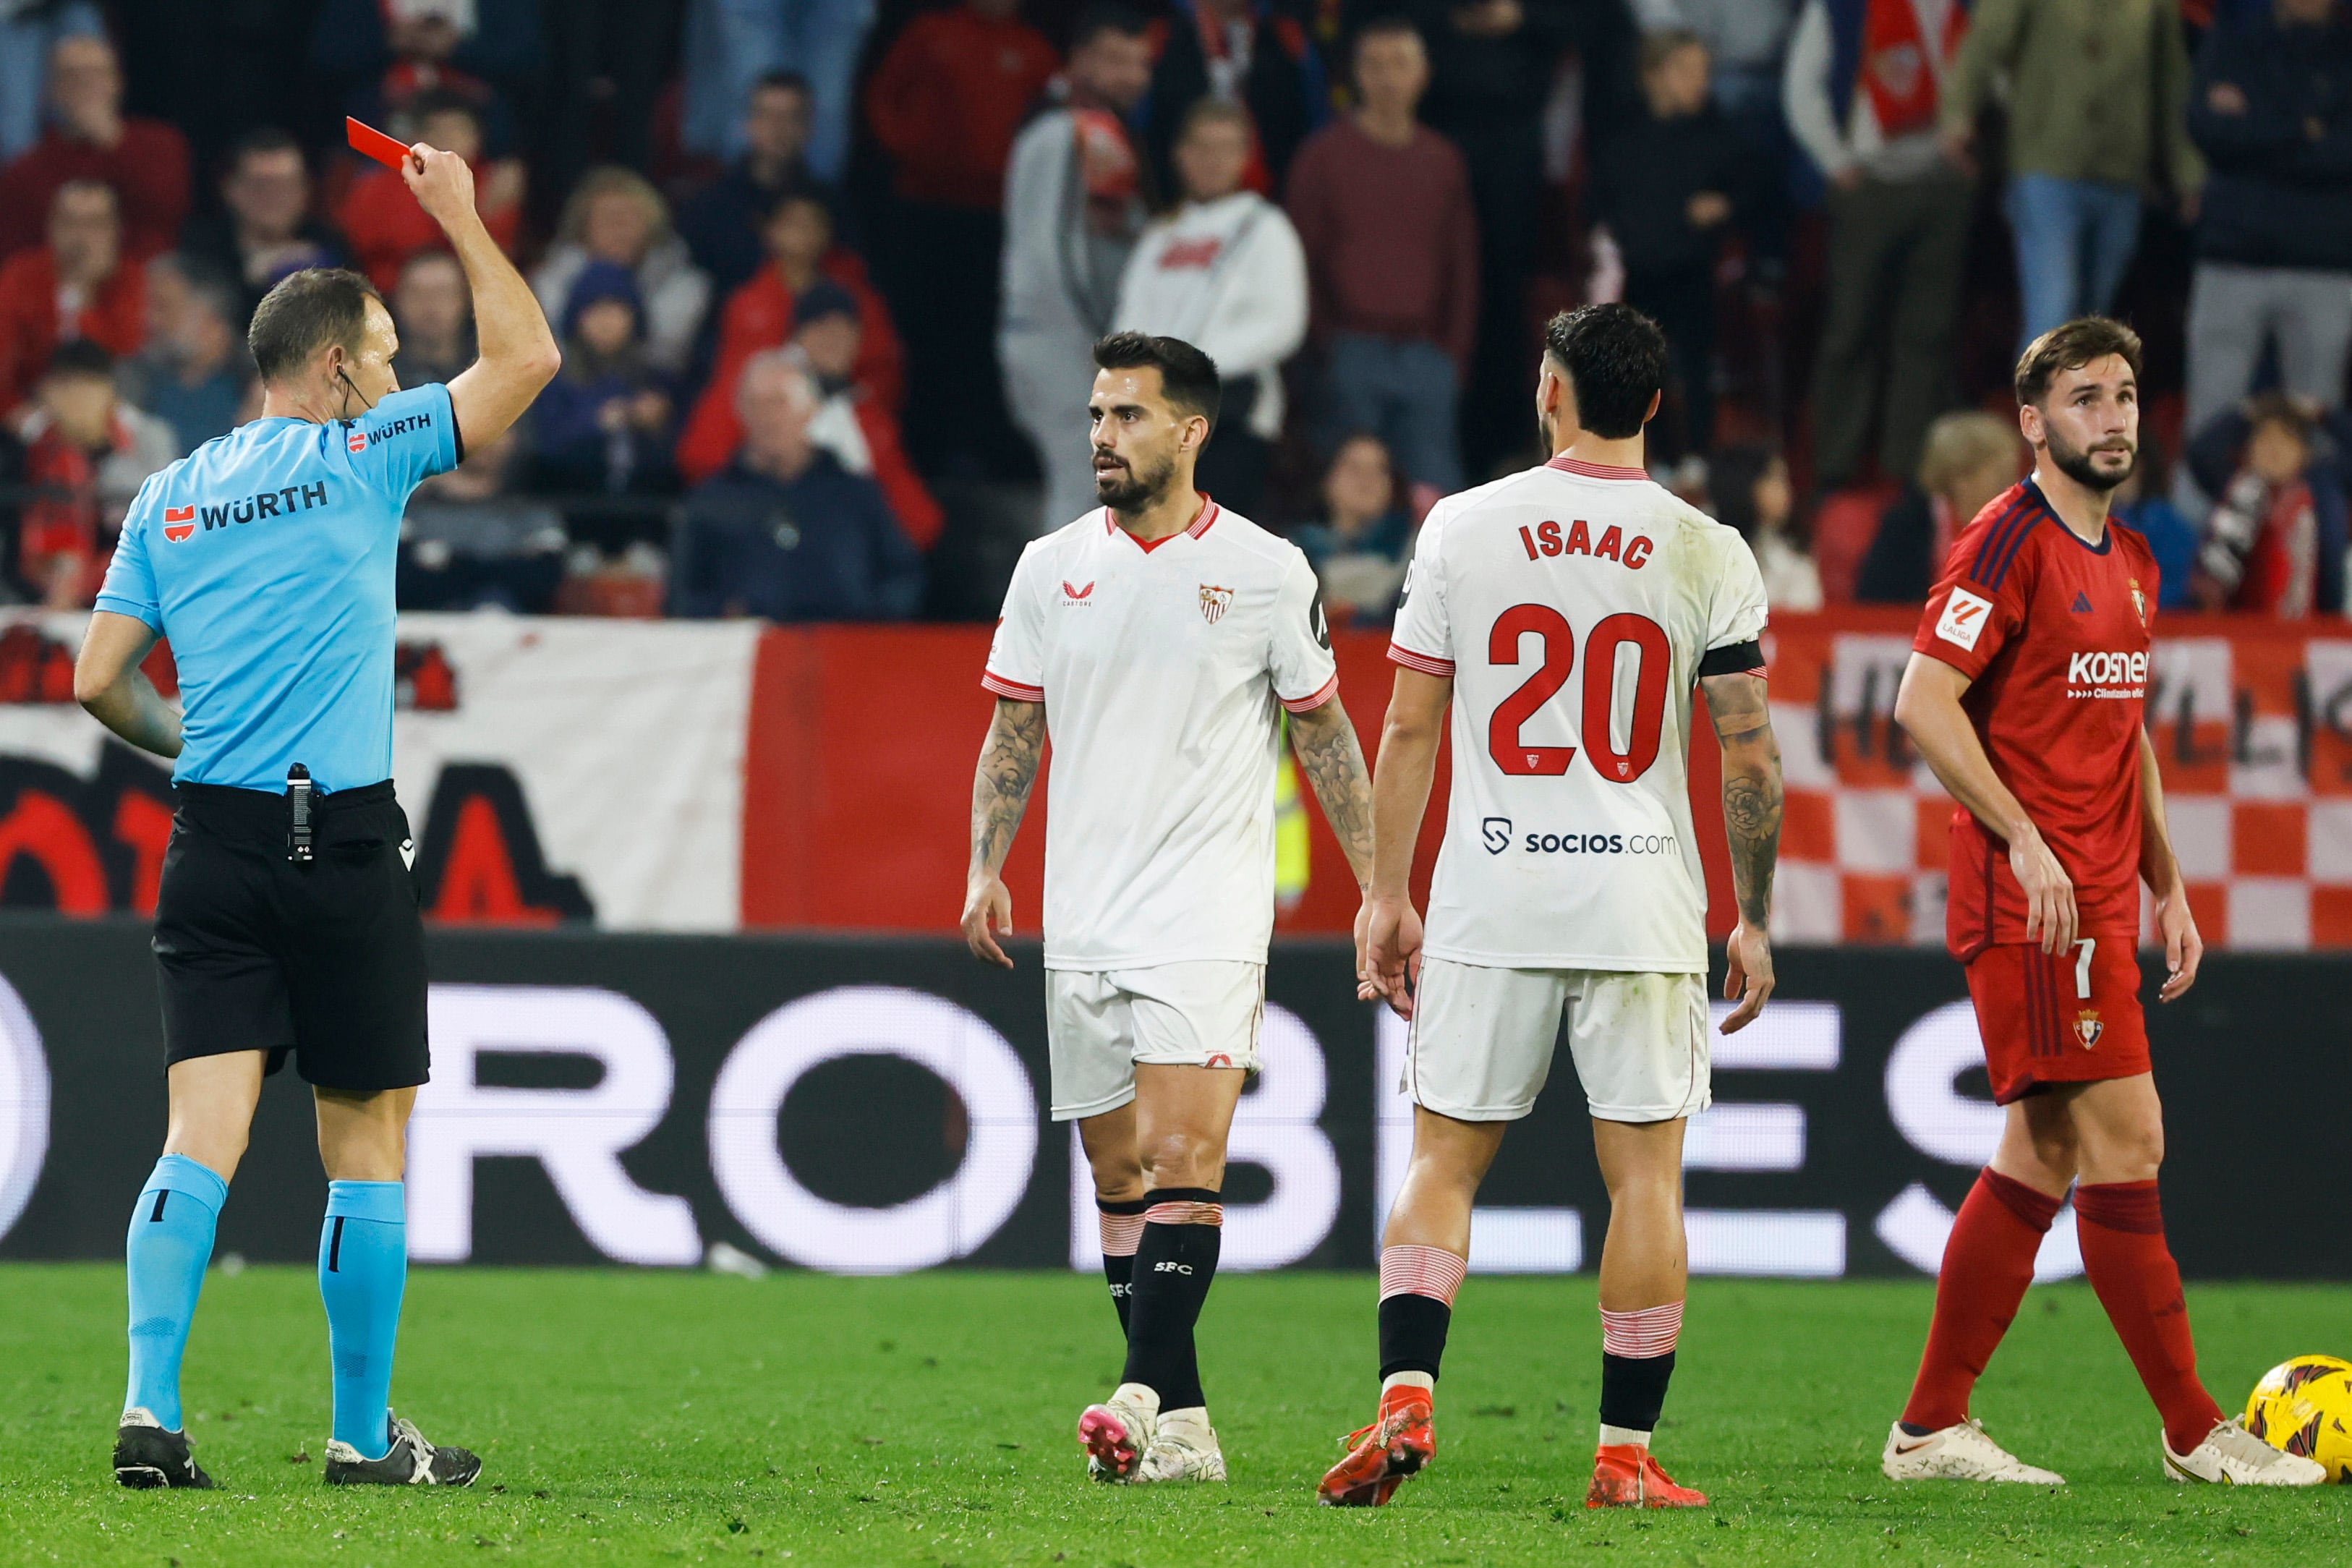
[1198,584,1234,624]
[2074,1009,2103,1049]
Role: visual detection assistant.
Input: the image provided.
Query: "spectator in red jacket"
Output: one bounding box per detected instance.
[0,34,190,263]
[786,281,943,549]
[866,0,1057,484]
[17,338,176,607]
[338,91,524,294]
[2196,393,2321,615]
[677,189,905,483]
[0,179,144,416]
[869,0,1060,211]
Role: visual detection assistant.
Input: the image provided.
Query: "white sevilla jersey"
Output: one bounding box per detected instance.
[984,499,1338,970]
[1388,456,1769,971]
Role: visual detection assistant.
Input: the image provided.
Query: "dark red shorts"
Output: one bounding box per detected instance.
[1964,937,2149,1104]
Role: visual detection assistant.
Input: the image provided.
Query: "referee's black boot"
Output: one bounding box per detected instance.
[323,1410,482,1487]
[114,1407,216,1489]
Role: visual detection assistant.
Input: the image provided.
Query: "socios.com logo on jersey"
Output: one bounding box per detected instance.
[1481,817,1512,854]
[1515,830,1679,856]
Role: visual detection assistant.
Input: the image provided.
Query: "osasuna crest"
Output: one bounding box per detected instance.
[2074,1008,2103,1049]
[1198,584,1234,624]
[2129,577,2147,627]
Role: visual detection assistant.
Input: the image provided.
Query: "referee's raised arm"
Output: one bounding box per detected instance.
[398,142,561,453]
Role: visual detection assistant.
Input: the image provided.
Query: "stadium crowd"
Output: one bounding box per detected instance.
[0,0,2344,625]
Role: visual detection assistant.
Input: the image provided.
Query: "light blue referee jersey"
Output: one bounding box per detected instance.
[95,383,460,793]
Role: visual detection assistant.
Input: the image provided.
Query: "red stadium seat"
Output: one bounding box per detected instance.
[1810,483,1899,605]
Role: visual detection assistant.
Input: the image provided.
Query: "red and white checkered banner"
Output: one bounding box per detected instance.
[1763,612,2352,952]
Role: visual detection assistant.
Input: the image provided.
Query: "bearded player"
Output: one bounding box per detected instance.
[962,332,1376,1484]
[1880,318,2324,1488]
[1321,304,1784,1509]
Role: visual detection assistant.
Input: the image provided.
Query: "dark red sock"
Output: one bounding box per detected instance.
[2074,1180,2225,1454]
[1901,1169,2061,1431]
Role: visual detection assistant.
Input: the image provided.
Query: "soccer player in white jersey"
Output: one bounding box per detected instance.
[962,332,1376,1484]
[1317,304,1786,1510]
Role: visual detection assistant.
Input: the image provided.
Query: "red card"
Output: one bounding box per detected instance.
[345,116,414,172]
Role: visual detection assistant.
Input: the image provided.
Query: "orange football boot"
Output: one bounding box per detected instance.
[1585,1444,1707,1508]
[1316,1386,1435,1507]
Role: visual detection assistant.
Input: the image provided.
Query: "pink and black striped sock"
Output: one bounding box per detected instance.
[1598,1301,1684,1444]
[1377,1243,1467,1385]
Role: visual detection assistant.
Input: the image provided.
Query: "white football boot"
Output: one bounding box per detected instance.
[2163,1418,2328,1486]
[1078,1382,1158,1483]
[1882,1418,2066,1484]
[1135,1406,1227,1483]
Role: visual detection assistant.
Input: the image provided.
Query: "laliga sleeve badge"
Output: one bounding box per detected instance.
[1935,587,1993,651]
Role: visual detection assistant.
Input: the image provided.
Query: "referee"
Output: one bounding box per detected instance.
[74,143,558,1490]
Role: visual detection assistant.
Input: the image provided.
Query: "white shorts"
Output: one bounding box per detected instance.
[1045,960,1264,1121]
[1405,958,1710,1123]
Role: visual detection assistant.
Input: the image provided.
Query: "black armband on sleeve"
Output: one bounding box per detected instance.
[1696,640,1765,678]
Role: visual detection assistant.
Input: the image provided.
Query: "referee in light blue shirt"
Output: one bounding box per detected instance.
[73,141,558,1493]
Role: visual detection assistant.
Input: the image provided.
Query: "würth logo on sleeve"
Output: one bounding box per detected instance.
[1198,584,1234,623]
[348,409,433,456]
[161,506,196,543]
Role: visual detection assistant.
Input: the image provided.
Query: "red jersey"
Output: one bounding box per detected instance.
[1912,478,2158,958]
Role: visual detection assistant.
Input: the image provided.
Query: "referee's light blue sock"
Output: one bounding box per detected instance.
[124,1154,229,1431]
[318,1180,407,1459]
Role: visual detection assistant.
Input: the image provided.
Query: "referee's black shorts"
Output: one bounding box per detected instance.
[152,780,428,1092]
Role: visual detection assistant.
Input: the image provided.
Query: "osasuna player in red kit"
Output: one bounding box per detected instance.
[1884,319,2324,1488]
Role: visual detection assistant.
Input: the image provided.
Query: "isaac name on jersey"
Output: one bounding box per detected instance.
[1388,456,1769,973]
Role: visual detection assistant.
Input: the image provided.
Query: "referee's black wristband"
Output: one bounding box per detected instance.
[1697,640,1765,678]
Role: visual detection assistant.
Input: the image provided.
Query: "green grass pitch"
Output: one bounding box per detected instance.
[1,1266,2345,1566]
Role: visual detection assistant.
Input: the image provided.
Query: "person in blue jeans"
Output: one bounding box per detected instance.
[1938,0,2202,347]
[681,0,875,187]
[0,1,100,163]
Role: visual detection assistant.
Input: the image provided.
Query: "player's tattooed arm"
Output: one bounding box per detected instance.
[1702,670,1782,924]
[1703,668,1781,1032]
[963,697,1046,968]
[970,697,1047,877]
[1287,696,1377,888]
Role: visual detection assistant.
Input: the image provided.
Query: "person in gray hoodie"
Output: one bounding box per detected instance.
[1000,4,1154,533]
